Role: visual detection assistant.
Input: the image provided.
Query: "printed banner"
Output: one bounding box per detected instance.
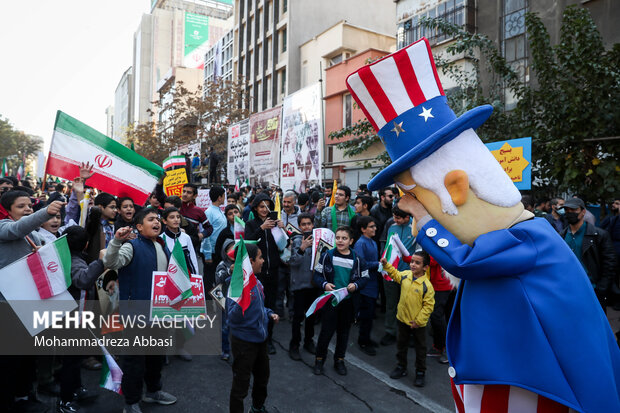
[249,106,281,185]
[280,83,322,192]
[150,273,207,320]
[485,137,532,190]
[163,168,188,196]
[227,119,250,184]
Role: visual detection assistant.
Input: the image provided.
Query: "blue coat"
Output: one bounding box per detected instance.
[353,235,380,298]
[417,217,620,412]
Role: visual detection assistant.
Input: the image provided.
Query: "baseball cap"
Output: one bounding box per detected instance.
[564,198,585,209]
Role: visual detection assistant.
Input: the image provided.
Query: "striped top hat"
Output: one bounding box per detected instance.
[346,37,493,191]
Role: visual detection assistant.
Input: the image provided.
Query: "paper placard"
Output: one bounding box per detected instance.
[163,168,188,196]
[150,273,207,320]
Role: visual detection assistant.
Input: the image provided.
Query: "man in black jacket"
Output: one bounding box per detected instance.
[561,197,617,312]
[244,193,283,354]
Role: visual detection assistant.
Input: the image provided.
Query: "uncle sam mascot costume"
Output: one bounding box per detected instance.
[345,38,620,412]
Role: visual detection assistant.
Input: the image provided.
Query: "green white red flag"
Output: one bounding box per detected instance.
[305,287,349,317]
[46,111,164,205]
[227,238,257,314]
[99,345,123,394]
[381,233,412,281]
[1,158,7,177]
[26,236,72,299]
[163,155,186,170]
[234,216,245,241]
[165,239,193,306]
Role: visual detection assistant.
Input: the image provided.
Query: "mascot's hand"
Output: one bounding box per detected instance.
[397,194,428,221]
[398,194,429,237]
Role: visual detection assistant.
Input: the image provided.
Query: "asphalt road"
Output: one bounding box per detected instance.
[37,306,620,412]
[37,305,457,413]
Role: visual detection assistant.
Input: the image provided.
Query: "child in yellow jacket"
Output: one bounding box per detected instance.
[381,250,435,387]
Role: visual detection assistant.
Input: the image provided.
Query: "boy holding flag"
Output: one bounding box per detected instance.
[381,251,435,387]
[103,208,177,412]
[227,240,279,413]
[312,226,368,376]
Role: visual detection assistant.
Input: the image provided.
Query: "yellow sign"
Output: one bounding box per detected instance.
[163,168,188,196]
[490,142,530,183]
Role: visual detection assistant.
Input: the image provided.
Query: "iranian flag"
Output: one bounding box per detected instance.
[165,239,193,306]
[163,155,186,170]
[305,287,349,318]
[1,158,7,177]
[46,111,164,205]
[227,238,257,314]
[26,236,72,299]
[234,216,245,241]
[99,345,123,394]
[240,178,249,188]
[381,233,412,281]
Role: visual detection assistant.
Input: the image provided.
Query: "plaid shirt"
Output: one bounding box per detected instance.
[314,205,353,230]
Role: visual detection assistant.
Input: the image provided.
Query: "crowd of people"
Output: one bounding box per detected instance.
[0,166,618,413]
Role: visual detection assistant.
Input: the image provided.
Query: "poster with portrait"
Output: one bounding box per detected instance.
[249,106,281,185]
[227,119,250,185]
[280,83,323,192]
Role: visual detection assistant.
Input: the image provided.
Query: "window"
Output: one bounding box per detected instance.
[501,0,528,108]
[280,68,286,96]
[397,0,471,49]
[281,28,287,52]
[343,94,352,128]
[283,0,287,13]
[329,54,342,67]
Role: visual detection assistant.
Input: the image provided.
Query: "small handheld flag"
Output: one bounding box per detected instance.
[305,287,349,318]
[381,233,412,281]
[234,216,245,241]
[163,155,187,170]
[227,238,257,314]
[100,345,123,394]
[165,239,193,306]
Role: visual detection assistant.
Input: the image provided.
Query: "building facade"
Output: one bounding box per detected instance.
[204,27,235,86]
[113,67,134,143]
[395,0,620,107]
[232,0,396,113]
[104,106,114,139]
[131,0,234,124]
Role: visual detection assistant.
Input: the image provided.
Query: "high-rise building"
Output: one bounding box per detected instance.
[204,27,235,86]
[131,0,234,124]
[395,0,620,108]
[233,0,396,113]
[114,67,134,143]
[104,105,114,140]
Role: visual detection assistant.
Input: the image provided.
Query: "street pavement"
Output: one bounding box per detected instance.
[37,305,620,412]
[37,302,456,413]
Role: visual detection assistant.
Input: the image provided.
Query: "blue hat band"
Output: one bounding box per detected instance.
[378,95,457,161]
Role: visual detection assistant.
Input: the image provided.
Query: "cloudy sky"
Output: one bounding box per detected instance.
[0,0,150,151]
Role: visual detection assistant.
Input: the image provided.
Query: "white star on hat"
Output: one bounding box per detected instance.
[418,106,434,122]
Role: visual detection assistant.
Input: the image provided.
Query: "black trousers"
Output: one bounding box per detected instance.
[60,356,82,402]
[396,321,427,372]
[230,335,269,413]
[121,355,164,405]
[357,294,376,345]
[259,279,277,342]
[290,288,319,348]
[429,290,451,351]
[0,356,35,405]
[315,298,354,360]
